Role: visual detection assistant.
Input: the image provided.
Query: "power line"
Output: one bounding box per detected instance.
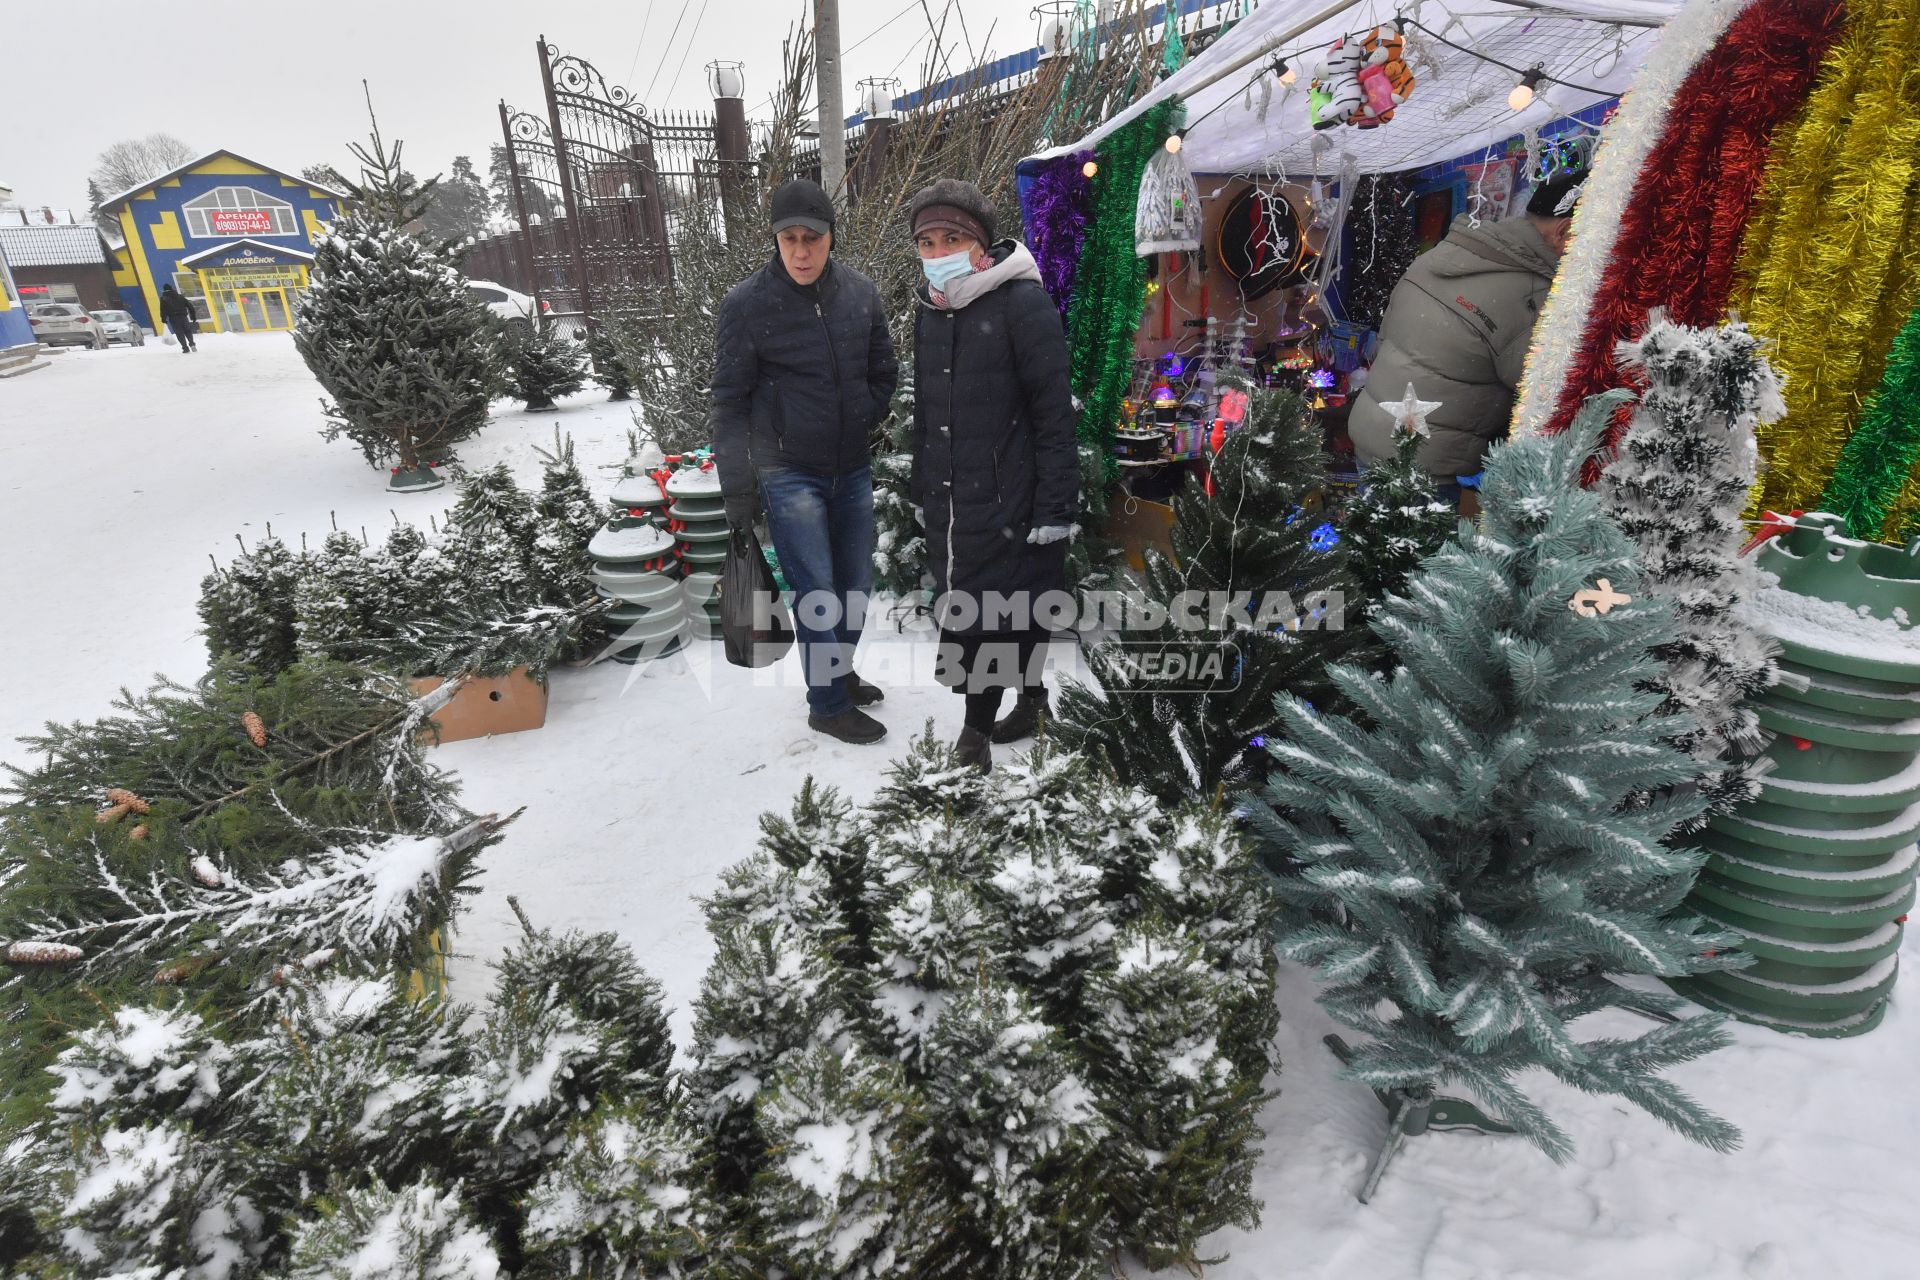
[643,4,696,103]
[662,0,715,105]
[846,0,921,57]
[623,8,657,91]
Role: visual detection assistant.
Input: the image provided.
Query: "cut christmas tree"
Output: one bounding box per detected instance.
[504,319,589,412]
[294,111,502,490]
[1053,382,1369,804]
[1244,399,1746,1192]
[1340,383,1454,615]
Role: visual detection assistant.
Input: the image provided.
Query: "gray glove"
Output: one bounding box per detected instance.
[1027,524,1074,546]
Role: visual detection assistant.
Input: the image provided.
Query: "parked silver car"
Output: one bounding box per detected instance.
[89,309,147,347]
[28,303,108,349]
[463,280,546,336]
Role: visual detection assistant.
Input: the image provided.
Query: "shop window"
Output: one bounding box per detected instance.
[182,187,299,239]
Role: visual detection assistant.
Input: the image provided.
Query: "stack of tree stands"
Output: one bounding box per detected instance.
[1676,514,1920,1036]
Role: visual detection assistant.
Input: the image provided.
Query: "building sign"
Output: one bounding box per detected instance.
[206,209,279,235]
[211,252,289,268]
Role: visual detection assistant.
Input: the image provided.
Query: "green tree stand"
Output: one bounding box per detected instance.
[666,464,729,640]
[1672,513,1920,1036]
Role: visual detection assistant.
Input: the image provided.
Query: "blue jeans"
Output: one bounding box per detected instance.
[759,466,875,717]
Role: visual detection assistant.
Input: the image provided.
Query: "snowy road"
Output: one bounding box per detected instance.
[3,337,1917,1278]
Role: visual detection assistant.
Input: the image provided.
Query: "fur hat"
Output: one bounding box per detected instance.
[908,178,997,245]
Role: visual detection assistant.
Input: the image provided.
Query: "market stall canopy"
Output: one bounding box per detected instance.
[1023,0,1679,177]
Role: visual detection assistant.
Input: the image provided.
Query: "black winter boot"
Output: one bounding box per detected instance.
[955,725,993,773]
[808,707,887,745]
[990,690,1050,744]
[849,673,884,708]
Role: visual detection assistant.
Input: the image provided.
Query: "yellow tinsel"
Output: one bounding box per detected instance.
[1734,0,1920,519]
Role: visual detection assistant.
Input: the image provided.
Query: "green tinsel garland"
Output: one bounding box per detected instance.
[1820,300,1920,542]
[1068,101,1176,486]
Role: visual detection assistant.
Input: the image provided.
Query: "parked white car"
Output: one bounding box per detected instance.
[27,303,108,350]
[463,280,546,335]
[89,310,148,347]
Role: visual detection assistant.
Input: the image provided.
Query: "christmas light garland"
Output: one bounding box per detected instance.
[1534,0,1841,450]
[1821,303,1920,542]
[1734,0,1920,517]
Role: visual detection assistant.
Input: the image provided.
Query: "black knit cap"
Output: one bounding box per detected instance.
[908,178,997,245]
[770,179,834,235]
[1526,169,1589,219]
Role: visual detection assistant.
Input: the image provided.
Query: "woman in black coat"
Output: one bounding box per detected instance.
[906,179,1079,772]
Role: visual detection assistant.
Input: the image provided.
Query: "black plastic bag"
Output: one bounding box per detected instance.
[721,527,794,668]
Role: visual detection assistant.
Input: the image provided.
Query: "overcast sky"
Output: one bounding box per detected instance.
[7,0,1046,211]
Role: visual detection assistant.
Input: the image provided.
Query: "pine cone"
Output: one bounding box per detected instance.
[105,788,151,815]
[241,711,268,748]
[7,941,84,965]
[153,953,215,985]
[129,824,149,841]
[95,803,130,825]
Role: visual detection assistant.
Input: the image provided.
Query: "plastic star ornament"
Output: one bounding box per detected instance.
[1383,383,1442,439]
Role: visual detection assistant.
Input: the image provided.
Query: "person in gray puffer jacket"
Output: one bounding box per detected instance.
[1349,170,1587,499]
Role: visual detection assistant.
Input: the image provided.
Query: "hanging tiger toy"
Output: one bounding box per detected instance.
[1352,26,1417,128]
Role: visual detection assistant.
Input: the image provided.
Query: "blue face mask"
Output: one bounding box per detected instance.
[921,248,975,291]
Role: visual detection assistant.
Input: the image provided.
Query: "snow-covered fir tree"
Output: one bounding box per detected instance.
[286,1177,501,1280]
[1599,314,1784,822]
[584,324,635,401]
[199,531,306,673]
[1243,401,1748,1162]
[688,732,1276,1274]
[1340,391,1455,615]
[294,116,501,475]
[504,319,589,411]
[871,373,929,600]
[1052,383,1371,803]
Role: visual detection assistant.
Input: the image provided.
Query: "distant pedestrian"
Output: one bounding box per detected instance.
[159,284,198,353]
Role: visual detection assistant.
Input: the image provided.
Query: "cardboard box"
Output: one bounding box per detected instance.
[1107,493,1177,573]
[408,665,549,744]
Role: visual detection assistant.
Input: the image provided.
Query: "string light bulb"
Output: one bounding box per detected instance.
[1082,159,1099,179]
[1278,61,1297,86]
[1165,132,1184,154]
[1508,67,1545,112]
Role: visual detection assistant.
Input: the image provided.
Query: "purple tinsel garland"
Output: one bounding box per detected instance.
[1025,152,1094,318]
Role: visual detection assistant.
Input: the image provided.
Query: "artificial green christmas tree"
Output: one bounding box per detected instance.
[1052,383,1368,804]
[1340,384,1455,613]
[504,319,589,412]
[1244,404,1745,1193]
[294,113,501,490]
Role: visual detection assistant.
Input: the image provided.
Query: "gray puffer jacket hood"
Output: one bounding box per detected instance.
[1349,217,1559,479]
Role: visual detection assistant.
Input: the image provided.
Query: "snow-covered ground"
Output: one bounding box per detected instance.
[4,337,1917,1279]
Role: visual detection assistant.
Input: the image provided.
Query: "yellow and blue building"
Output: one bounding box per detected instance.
[101,151,349,335]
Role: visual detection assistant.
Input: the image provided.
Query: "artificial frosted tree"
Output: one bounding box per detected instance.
[687,732,1277,1275]
[1243,404,1746,1198]
[1598,314,1784,821]
[294,111,502,491]
[1340,384,1455,615]
[1053,383,1370,804]
[504,319,589,411]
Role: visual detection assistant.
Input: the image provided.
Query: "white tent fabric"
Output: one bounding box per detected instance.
[1027,0,1680,177]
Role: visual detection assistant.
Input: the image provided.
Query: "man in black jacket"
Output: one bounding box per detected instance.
[159,284,198,353]
[712,179,899,744]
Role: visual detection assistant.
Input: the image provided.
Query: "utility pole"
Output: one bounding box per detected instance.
[814,0,847,203]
